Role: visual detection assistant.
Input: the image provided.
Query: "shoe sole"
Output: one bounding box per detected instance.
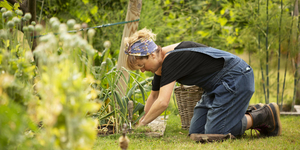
[266,103,282,136]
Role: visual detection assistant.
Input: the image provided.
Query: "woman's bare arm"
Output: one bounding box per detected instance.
[139,81,176,125]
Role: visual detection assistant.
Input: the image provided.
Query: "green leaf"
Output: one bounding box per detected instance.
[6,40,10,48]
[133,111,145,124]
[197,31,209,37]
[165,0,170,5]
[125,75,152,100]
[126,85,135,98]
[91,6,98,15]
[82,0,89,4]
[169,13,175,19]
[235,28,239,35]
[136,82,146,103]
[86,18,91,23]
[219,17,227,26]
[96,103,110,117]
[0,0,13,10]
[106,58,113,69]
[13,3,20,10]
[102,48,110,62]
[226,36,236,44]
[186,16,191,21]
[98,110,115,121]
[132,102,144,114]
[208,10,215,15]
[24,65,35,73]
[220,9,225,15]
[114,91,126,114]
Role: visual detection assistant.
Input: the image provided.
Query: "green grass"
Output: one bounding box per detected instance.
[93,114,300,150]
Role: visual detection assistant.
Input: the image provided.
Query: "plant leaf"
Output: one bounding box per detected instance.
[114,91,126,114]
[98,110,115,120]
[132,102,144,114]
[133,111,145,124]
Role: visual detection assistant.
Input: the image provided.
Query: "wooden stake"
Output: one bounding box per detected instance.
[117,0,142,97]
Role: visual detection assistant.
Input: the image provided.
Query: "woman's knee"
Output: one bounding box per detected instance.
[204,126,226,134]
[189,122,205,134]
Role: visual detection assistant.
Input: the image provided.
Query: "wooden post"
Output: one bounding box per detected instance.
[292,0,299,111]
[28,0,37,51]
[117,0,142,97]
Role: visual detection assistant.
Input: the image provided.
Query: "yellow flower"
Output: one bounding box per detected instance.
[90,89,98,99]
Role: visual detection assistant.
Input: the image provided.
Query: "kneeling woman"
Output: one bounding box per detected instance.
[124,28,281,137]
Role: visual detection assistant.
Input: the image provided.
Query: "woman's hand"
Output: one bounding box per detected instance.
[137,119,146,127]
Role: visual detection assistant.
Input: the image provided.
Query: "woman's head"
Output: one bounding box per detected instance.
[124,28,161,71]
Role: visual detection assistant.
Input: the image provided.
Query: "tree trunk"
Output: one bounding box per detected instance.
[28,0,37,51]
[296,53,300,105]
[295,0,300,105]
[292,0,299,111]
[116,0,142,97]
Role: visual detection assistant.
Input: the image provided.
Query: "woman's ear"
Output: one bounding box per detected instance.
[150,53,156,59]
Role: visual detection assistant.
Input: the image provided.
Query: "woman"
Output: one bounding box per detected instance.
[124,28,281,137]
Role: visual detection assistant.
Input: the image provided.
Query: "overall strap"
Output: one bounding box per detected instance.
[166,47,210,55]
[166,46,242,91]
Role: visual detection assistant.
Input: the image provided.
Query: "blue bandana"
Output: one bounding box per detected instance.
[124,38,158,56]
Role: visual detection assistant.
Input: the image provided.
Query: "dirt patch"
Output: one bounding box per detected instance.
[97,116,168,137]
[127,116,168,138]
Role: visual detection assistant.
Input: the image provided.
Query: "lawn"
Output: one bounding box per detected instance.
[93,114,300,150]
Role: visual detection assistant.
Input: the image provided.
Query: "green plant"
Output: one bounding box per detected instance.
[91,62,152,134]
[30,18,102,149]
[0,74,42,150]
[0,9,105,148]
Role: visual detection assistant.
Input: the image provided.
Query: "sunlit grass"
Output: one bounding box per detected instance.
[94,114,300,150]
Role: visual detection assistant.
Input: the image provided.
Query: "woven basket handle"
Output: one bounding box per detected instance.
[180,84,184,89]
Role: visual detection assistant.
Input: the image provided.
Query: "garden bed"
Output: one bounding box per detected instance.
[97,116,168,137]
[127,116,168,138]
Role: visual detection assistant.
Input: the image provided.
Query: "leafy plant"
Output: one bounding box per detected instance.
[91,61,152,134]
[0,8,106,149]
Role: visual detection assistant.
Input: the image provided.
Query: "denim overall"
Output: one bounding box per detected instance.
[167,47,255,136]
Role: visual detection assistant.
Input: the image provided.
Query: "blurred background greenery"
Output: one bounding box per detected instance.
[1,0,300,149]
[34,0,297,107]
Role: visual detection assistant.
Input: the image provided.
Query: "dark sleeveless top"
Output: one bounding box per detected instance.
[152,41,224,91]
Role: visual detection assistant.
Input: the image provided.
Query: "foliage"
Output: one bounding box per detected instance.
[37,0,128,56]
[1,3,153,149]
[1,0,300,149]
[1,9,103,149]
[153,0,298,104]
[0,77,40,150]
[233,0,297,105]
[33,31,100,149]
[91,56,152,133]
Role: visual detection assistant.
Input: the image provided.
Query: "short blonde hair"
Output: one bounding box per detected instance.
[124,28,157,70]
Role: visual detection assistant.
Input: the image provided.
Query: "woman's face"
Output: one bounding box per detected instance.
[135,53,161,73]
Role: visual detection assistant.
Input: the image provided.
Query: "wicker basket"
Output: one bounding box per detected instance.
[174,85,203,130]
